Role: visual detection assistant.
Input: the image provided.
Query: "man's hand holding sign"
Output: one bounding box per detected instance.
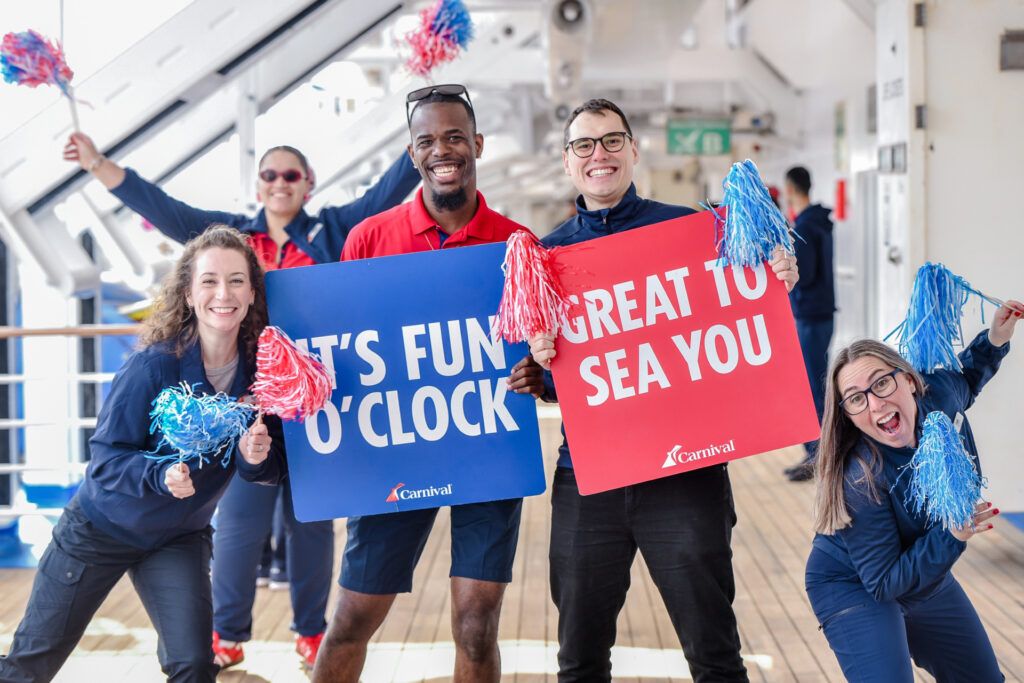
[498,160,814,496]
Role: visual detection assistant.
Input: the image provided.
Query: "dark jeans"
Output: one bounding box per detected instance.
[549,466,747,682]
[795,317,834,459]
[0,497,217,683]
[212,476,333,641]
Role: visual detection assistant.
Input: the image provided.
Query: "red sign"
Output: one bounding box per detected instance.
[549,210,819,494]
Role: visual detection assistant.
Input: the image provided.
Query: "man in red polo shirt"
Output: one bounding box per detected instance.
[314,85,543,683]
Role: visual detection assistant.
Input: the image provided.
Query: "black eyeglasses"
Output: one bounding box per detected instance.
[258,169,305,183]
[839,369,902,415]
[565,131,632,158]
[406,84,474,124]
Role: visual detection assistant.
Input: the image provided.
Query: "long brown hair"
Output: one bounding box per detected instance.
[139,226,267,362]
[812,340,926,535]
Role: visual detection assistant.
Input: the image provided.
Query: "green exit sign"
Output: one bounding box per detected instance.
[667,120,731,155]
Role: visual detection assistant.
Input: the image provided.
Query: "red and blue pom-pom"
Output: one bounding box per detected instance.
[1,30,74,95]
[405,0,474,78]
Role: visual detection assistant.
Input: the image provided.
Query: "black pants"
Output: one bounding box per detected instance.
[549,465,748,682]
[0,498,218,683]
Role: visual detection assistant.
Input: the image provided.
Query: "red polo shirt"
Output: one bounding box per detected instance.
[247,232,316,271]
[341,189,523,260]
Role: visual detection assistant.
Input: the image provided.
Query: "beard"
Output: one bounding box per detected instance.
[431,187,469,212]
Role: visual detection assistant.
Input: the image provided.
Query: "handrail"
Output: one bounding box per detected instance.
[0,324,141,339]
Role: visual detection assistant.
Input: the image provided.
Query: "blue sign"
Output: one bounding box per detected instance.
[265,243,546,521]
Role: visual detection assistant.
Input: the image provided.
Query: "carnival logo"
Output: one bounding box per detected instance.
[385,483,405,502]
[662,440,735,469]
[385,481,454,502]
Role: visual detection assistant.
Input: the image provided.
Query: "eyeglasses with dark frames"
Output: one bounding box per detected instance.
[565,131,632,158]
[839,369,902,415]
[406,84,474,125]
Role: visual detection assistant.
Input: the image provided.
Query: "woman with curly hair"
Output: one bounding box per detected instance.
[0,226,284,683]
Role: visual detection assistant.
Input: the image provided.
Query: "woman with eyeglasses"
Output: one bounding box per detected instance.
[62,133,420,670]
[806,300,1023,682]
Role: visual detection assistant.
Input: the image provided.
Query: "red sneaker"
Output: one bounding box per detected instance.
[295,632,324,669]
[212,632,244,669]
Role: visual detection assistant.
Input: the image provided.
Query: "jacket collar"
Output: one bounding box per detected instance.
[573,183,643,233]
[252,209,325,262]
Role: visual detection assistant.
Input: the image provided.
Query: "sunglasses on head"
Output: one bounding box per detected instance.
[259,169,305,183]
[405,84,474,124]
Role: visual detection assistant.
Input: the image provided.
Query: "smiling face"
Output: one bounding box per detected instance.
[836,356,919,448]
[563,110,639,211]
[407,101,483,211]
[186,247,255,344]
[256,150,311,219]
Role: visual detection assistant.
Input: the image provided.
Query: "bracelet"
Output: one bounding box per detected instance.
[88,155,106,173]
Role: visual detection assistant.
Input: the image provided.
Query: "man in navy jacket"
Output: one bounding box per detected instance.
[782,166,836,482]
[530,99,799,683]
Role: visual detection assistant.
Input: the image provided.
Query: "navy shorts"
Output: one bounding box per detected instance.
[340,498,523,594]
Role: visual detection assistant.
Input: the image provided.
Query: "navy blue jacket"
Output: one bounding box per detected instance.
[809,332,1009,604]
[77,339,286,550]
[789,204,835,320]
[110,154,421,265]
[541,184,696,469]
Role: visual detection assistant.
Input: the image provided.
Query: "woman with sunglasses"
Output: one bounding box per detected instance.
[62,132,420,670]
[807,301,1023,682]
[64,133,420,270]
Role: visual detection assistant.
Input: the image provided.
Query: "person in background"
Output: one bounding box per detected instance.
[63,133,421,669]
[0,226,284,683]
[806,300,1022,681]
[781,166,836,482]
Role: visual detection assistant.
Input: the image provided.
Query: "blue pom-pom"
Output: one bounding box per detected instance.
[715,159,794,267]
[147,383,255,468]
[903,411,983,531]
[431,0,474,48]
[886,262,999,372]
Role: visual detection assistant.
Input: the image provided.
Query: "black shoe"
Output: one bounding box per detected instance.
[786,463,815,482]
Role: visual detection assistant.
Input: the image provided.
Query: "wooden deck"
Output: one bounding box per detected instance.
[2,416,1024,681]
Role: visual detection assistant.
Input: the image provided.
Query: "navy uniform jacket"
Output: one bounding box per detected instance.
[77,339,286,551]
[809,332,1009,603]
[789,204,835,320]
[540,184,696,469]
[110,154,421,266]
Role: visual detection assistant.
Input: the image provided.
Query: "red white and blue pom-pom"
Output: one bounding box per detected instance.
[903,410,984,531]
[1,30,73,93]
[886,262,1003,372]
[1,29,80,129]
[712,159,794,267]
[251,326,333,421]
[405,0,474,78]
[147,383,255,468]
[493,230,572,344]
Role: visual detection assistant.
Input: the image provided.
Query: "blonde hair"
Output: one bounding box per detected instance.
[139,226,267,361]
[812,339,925,534]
